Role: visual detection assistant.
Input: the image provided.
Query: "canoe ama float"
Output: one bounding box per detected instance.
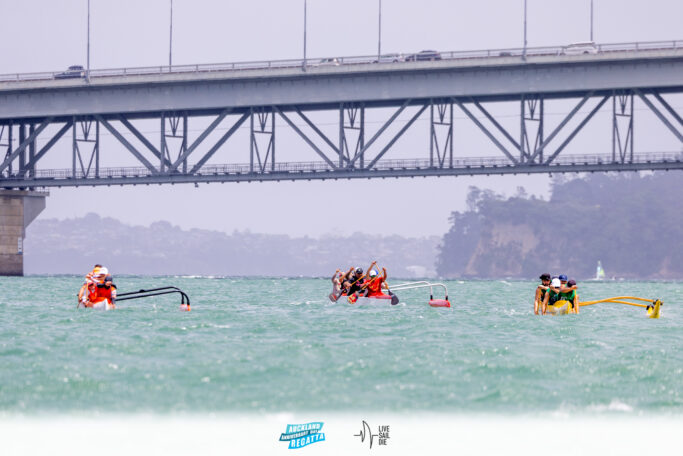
[547,296,663,318]
[580,296,663,319]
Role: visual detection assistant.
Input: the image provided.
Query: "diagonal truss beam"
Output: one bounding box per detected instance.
[544,95,609,164]
[0,117,53,173]
[652,92,683,127]
[169,108,233,172]
[348,99,411,167]
[528,92,593,162]
[24,121,73,170]
[189,112,250,174]
[118,116,172,168]
[366,104,429,169]
[530,94,592,162]
[634,89,683,143]
[96,116,158,174]
[472,99,521,150]
[294,108,340,155]
[455,99,519,164]
[277,107,338,170]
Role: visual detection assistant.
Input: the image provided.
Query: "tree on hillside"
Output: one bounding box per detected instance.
[437,172,683,279]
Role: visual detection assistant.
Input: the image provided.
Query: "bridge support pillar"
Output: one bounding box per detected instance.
[0,190,47,276]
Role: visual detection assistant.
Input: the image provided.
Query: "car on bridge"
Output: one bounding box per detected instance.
[562,41,599,55]
[373,53,405,63]
[316,58,341,66]
[405,50,442,62]
[54,65,86,79]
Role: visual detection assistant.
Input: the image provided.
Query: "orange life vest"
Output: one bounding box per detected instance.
[365,276,385,296]
[96,284,116,303]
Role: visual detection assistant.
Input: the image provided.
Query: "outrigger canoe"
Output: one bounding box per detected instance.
[337,281,451,308]
[77,286,191,311]
[546,299,575,316]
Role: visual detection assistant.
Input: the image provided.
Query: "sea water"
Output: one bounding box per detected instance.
[1,276,680,415]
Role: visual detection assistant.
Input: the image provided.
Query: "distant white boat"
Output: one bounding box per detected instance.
[594,260,606,281]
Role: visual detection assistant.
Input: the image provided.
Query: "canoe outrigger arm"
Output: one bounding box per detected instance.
[116,287,191,311]
[579,296,662,319]
[389,281,451,308]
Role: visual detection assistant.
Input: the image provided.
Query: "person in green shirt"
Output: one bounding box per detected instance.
[534,273,551,315]
[552,275,579,314]
[560,278,579,314]
[542,277,563,315]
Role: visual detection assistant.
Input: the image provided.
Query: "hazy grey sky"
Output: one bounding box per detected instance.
[2,0,682,237]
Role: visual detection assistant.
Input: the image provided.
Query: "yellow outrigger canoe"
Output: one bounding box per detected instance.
[545,299,576,316]
[547,296,663,318]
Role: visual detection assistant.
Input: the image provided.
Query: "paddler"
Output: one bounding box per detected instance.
[95,274,117,308]
[362,267,388,297]
[560,278,579,314]
[541,278,562,315]
[534,273,551,315]
[346,266,369,295]
[79,265,106,307]
[345,262,379,303]
[329,269,344,302]
[78,265,115,308]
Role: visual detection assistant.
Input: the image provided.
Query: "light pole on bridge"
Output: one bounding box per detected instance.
[522,0,528,60]
[590,0,594,42]
[86,0,90,82]
[303,0,307,70]
[169,0,174,70]
[378,0,382,60]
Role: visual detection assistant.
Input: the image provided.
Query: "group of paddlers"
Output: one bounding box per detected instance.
[77,264,117,309]
[534,273,579,315]
[329,261,390,303]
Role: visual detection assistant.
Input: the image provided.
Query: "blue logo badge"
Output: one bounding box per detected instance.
[279,422,326,449]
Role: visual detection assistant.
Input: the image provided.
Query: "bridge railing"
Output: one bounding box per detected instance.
[2,152,679,182]
[0,39,681,83]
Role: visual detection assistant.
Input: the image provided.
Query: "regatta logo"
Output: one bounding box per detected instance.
[354,420,390,448]
[279,422,326,449]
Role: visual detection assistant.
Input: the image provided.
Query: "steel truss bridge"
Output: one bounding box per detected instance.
[1,40,682,189]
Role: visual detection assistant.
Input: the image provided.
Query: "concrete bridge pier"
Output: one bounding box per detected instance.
[0,190,47,276]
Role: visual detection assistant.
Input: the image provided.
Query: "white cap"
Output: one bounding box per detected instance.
[93,266,108,278]
[369,269,378,278]
[551,278,561,287]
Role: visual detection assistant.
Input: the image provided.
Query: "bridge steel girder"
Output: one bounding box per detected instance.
[0,87,681,188]
[1,51,682,123]
[2,158,681,189]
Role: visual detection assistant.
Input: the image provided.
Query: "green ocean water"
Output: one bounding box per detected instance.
[1,276,681,414]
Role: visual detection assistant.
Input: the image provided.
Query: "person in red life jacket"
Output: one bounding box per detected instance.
[363,267,388,297]
[80,281,99,306]
[79,265,107,307]
[95,274,117,308]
